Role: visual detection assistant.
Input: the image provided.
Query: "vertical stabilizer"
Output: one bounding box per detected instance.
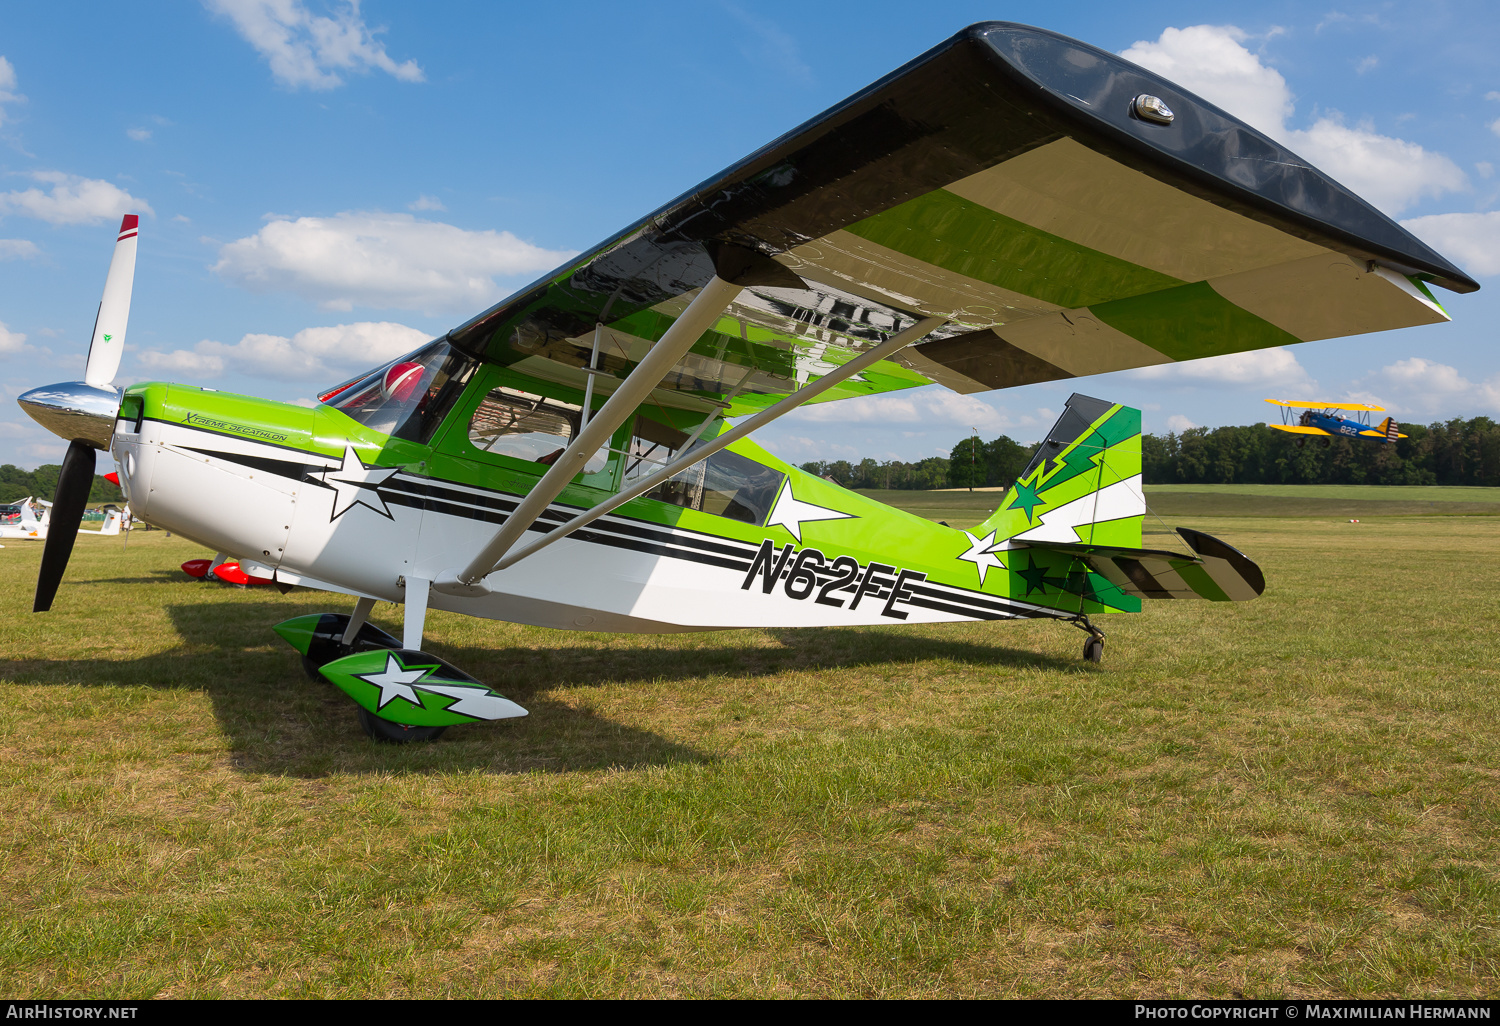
[977,394,1144,547]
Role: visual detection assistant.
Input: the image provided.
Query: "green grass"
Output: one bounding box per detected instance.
[2,505,1500,998]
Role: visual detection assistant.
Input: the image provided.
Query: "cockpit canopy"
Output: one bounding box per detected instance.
[319,339,476,443]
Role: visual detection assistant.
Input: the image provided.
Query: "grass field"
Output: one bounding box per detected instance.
[2,488,1499,998]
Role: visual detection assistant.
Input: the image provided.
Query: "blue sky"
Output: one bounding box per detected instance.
[2,1,1498,470]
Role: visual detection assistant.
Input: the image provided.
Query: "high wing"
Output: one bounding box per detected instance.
[434,22,1476,419]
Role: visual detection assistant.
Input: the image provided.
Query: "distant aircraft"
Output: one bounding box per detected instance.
[0,497,50,540]
[1265,400,1406,446]
[1,497,127,540]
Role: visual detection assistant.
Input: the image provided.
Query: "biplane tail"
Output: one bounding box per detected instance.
[976,397,1265,604]
[1378,416,1402,443]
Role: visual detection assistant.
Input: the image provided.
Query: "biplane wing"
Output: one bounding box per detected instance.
[1266,400,1389,412]
[436,22,1477,420]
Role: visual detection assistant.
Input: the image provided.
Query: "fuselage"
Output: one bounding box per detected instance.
[110,361,1134,634]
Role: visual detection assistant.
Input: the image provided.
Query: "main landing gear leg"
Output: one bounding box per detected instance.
[1068,615,1107,664]
[341,596,378,646]
[402,576,430,651]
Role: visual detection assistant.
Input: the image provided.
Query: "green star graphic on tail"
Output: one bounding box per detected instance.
[1006,476,1046,522]
[1015,554,1067,596]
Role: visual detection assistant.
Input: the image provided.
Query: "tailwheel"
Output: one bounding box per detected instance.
[1069,614,1107,664]
[357,707,448,744]
[1083,636,1104,664]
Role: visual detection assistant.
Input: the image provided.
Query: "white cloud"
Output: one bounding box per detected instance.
[1355,55,1378,75]
[205,0,423,90]
[0,56,23,127]
[0,172,153,225]
[408,194,444,211]
[1491,118,1500,140]
[0,321,27,355]
[1400,212,1500,277]
[0,417,68,468]
[137,320,431,383]
[1120,25,1465,215]
[212,211,575,313]
[754,434,863,464]
[1290,117,1467,215]
[127,127,151,141]
[1166,414,1199,432]
[722,3,812,85]
[1128,346,1315,390]
[0,239,39,260]
[1354,358,1500,417]
[783,384,1050,438]
[1478,162,1494,180]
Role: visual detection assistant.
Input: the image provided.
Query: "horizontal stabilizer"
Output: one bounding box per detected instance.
[1026,527,1264,602]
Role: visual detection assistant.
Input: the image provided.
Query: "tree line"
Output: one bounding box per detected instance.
[1145,417,1500,486]
[1,464,122,504]
[800,416,1500,490]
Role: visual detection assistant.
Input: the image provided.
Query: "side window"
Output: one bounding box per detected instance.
[629,416,785,526]
[468,386,608,474]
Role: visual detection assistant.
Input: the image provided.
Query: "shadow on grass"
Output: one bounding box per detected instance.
[1,594,1071,778]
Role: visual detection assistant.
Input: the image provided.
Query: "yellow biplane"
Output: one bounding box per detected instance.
[1266,400,1406,445]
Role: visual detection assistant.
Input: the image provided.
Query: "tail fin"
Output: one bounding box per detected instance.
[1379,416,1400,443]
[978,394,1143,547]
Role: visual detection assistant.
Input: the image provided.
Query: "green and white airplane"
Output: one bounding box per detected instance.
[18,23,1477,742]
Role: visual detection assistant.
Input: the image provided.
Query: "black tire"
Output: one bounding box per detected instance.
[1083,637,1104,664]
[301,655,328,683]
[357,706,448,744]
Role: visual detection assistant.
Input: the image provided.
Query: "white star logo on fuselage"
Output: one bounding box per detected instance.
[765,479,855,542]
[957,530,1006,586]
[320,446,399,521]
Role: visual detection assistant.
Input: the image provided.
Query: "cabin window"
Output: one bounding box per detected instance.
[468,386,608,474]
[321,340,476,444]
[627,416,784,526]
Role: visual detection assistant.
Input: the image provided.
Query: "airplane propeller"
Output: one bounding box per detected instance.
[18,214,138,612]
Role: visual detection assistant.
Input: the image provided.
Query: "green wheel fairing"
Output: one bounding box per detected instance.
[271,614,321,657]
[318,649,527,727]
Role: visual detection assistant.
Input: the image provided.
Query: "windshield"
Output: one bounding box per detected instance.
[322,339,477,444]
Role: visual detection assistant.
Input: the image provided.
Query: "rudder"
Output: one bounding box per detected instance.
[978,394,1143,548]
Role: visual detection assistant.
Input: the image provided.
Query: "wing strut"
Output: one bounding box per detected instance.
[460,315,946,582]
[453,275,746,586]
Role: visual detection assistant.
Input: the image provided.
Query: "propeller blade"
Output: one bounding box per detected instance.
[82,214,139,389]
[33,440,97,612]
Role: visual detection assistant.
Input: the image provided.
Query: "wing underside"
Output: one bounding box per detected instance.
[440,22,1476,418]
